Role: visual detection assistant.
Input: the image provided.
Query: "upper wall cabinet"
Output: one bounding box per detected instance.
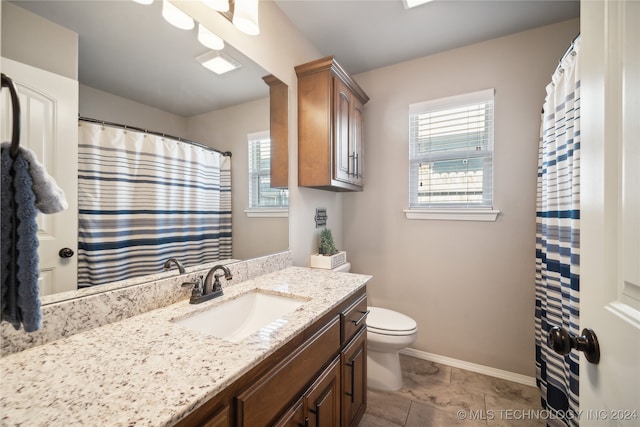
[296,57,369,192]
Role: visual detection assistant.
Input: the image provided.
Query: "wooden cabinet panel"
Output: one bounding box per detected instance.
[201,406,230,427]
[342,327,367,427]
[274,398,305,427]
[334,79,352,184]
[306,357,342,427]
[350,97,365,187]
[236,316,341,426]
[262,74,288,189]
[296,56,369,192]
[341,293,368,344]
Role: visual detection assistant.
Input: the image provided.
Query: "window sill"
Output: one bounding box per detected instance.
[245,208,288,218]
[404,208,500,222]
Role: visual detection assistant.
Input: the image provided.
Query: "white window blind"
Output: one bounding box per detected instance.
[248,131,288,209]
[409,89,494,209]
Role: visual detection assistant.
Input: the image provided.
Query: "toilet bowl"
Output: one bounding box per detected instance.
[366,306,418,391]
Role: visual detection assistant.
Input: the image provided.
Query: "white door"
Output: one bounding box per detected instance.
[580,0,640,424]
[1,58,78,295]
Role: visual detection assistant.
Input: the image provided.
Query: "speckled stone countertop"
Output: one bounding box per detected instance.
[0,267,370,426]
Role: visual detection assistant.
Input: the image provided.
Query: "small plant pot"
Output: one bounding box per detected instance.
[310,251,347,270]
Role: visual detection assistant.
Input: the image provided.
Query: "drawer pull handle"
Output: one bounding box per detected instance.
[351,310,370,326]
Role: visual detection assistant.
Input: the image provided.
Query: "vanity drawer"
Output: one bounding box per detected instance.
[341,294,368,344]
[236,315,341,426]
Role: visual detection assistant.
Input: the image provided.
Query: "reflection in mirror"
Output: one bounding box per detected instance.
[2,1,288,301]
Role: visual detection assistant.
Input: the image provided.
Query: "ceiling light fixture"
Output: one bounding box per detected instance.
[132,0,154,5]
[198,24,225,50]
[196,51,242,74]
[232,0,260,36]
[162,0,195,30]
[402,0,434,9]
[203,0,230,12]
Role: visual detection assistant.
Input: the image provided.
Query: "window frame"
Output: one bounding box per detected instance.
[246,131,288,218]
[405,89,500,221]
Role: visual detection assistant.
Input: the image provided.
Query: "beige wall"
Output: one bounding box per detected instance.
[344,19,580,376]
[79,85,188,136]
[1,2,77,80]
[187,98,288,260]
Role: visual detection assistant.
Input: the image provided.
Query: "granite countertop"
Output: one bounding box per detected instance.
[0,266,371,426]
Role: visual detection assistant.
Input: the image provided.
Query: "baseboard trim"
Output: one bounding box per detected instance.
[399,348,537,388]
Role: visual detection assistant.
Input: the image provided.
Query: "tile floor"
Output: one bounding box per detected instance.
[359,354,545,427]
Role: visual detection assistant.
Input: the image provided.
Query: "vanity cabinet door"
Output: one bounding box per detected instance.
[305,356,341,427]
[274,398,305,427]
[342,327,367,427]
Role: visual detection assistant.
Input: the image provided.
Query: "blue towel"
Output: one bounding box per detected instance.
[1,145,42,332]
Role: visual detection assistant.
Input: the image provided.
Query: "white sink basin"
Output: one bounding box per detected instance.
[173,290,307,342]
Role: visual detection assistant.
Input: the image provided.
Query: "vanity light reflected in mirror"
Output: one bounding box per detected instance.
[161,0,194,30]
[233,0,260,35]
[198,24,225,50]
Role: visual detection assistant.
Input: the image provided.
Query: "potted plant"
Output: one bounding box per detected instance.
[310,228,347,269]
[319,228,337,256]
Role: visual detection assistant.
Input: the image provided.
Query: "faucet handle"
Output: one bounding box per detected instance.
[182,276,203,292]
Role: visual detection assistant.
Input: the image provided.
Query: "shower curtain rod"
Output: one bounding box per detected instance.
[78,116,232,157]
[554,33,581,75]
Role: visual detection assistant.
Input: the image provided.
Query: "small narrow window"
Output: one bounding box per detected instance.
[248,131,288,211]
[406,89,498,221]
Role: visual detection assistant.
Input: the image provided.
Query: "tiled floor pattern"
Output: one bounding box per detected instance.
[360,355,544,427]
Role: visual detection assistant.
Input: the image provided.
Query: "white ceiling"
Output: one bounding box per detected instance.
[11,0,579,117]
[275,0,580,75]
[11,0,270,117]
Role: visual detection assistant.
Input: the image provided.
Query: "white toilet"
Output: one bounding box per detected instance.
[329,262,418,391]
[366,306,418,391]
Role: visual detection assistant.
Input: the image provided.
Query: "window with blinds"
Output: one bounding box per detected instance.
[248,131,288,209]
[409,89,494,209]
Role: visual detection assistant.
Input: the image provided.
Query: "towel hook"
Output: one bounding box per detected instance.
[1,73,22,159]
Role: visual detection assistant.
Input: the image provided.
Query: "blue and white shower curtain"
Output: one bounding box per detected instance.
[77,121,232,287]
[535,35,581,427]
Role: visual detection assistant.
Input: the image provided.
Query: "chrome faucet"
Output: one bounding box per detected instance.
[163,258,186,275]
[185,265,232,304]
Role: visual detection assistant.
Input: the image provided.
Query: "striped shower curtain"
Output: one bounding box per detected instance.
[77,121,232,287]
[535,35,581,427]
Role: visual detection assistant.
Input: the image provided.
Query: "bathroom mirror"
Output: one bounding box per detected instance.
[4,1,289,301]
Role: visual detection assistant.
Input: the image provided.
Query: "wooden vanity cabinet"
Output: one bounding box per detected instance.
[175,287,368,427]
[340,294,368,427]
[296,56,369,192]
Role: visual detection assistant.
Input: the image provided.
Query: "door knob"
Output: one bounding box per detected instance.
[548,326,600,364]
[58,248,74,258]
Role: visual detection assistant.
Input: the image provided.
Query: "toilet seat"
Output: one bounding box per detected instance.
[367,307,417,336]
